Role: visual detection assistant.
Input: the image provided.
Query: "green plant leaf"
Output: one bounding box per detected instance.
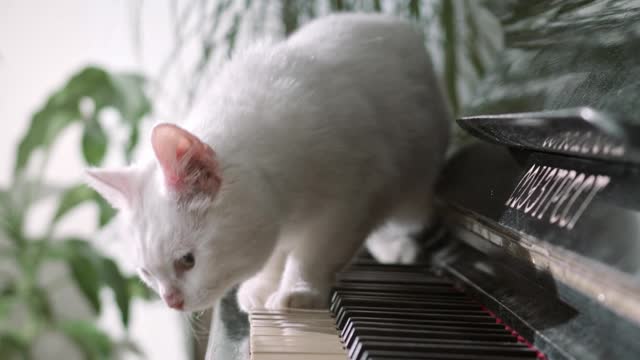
[53,185,95,223]
[55,239,103,313]
[108,73,150,125]
[0,189,23,246]
[100,258,130,326]
[15,108,78,174]
[124,126,139,163]
[330,0,345,11]
[14,66,150,176]
[96,197,117,227]
[59,320,112,360]
[0,179,65,244]
[27,286,53,321]
[281,0,299,35]
[81,118,108,166]
[0,331,29,360]
[69,253,102,313]
[440,0,460,115]
[465,2,486,79]
[52,184,116,227]
[409,0,420,18]
[0,294,16,320]
[128,277,155,301]
[45,239,155,327]
[225,14,241,59]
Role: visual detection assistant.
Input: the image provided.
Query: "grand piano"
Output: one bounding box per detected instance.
[205,1,640,359]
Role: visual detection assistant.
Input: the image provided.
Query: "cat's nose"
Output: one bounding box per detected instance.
[163,290,184,310]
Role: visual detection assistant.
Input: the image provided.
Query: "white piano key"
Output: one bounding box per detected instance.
[251,327,339,336]
[251,353,349,360]
[249,309,348,360]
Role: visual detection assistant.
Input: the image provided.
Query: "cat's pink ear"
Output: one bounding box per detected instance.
[85,167,140,210]
[151,123,221,196]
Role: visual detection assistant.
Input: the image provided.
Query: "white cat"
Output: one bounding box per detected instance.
[86,13,450,313]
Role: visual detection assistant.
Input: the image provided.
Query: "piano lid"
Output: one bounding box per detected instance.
[458,0,640,163]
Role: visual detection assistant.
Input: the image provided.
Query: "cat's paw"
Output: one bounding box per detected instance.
[264,285,328,310]
[366,227,419,264]
[236,278,278,312]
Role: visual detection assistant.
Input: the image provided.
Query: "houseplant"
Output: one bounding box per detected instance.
[0,66,153,360]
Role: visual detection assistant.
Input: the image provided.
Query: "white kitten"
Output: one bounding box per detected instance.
[86,13,450,313]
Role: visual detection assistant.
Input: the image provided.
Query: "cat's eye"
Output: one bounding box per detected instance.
[174,252,195,273]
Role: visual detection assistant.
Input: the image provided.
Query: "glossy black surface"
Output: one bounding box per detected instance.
[467,0,640,126]
[458,108,640,163]
[438,142,640,281]
[432,240,640,360]
[460,0,640,164]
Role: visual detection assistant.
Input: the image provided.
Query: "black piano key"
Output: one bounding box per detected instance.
[341,263,431,268]
[349,335,528,359]
[336,306,481,326]
[335,306,489,328]
[336,280,454,289]
[332,283,464,295]
[330,292,473,310]
[339,313,502,331]
[336,271,452,285]
[331,290,474,303]
[340,318,507,339]
[343,327,517,348]
[331,295,481,313]
[331,299,483,315]
[336,308,496,330]
[340,320,509,340]
[364,351,538,360]
[345,263,430,270]
[351,341,539,360]
[335,305,489,315]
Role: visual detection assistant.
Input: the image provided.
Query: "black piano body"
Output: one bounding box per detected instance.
[435,1,640,358]
[206,1,640,359]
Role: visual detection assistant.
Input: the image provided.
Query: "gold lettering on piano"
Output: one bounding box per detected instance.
[505,164,610,229]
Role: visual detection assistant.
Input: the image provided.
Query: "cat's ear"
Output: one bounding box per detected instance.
[151,123,221,196]
[85,166,141,210]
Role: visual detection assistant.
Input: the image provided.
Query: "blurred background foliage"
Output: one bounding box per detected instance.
[1,0,502,359]
[0,68,154,359]
[145,0,502,147]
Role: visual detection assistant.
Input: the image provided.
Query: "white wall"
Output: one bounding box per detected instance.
[1,1,188,359]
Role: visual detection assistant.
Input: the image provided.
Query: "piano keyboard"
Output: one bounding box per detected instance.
[250,263,546,360]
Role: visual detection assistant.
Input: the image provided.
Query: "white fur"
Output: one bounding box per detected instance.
[86,13,450,312]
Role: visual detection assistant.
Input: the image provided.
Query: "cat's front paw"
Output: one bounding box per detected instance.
[236,278,278,312]
[264,285,329,310]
